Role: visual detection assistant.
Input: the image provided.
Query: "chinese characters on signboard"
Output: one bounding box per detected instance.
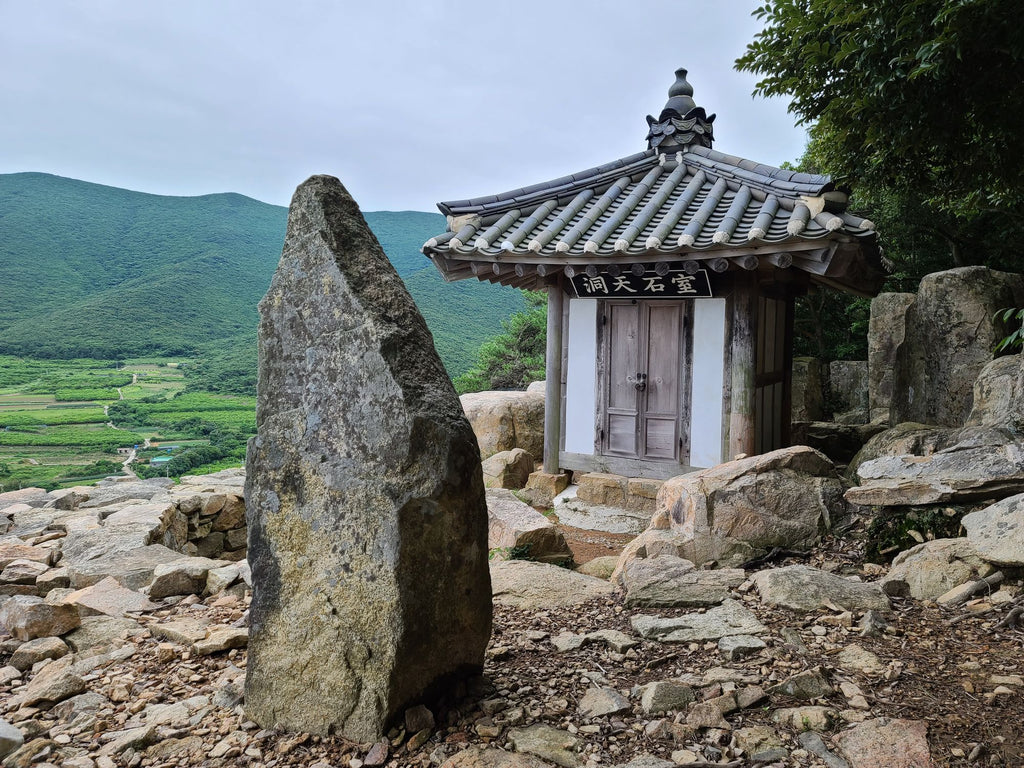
[569,268,713,299]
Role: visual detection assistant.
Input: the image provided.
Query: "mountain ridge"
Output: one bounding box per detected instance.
[0,172,522,375]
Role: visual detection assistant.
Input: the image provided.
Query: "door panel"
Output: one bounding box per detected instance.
[607,413,638,455]
[603,300,688,462]
[607,304,640,411]
[643,304,683,458]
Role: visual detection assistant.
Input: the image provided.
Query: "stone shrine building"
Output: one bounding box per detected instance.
[424,69,884,479]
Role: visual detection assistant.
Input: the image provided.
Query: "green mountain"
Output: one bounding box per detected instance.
[0,172,523,377]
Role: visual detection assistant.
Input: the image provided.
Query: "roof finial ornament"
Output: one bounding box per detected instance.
[645,68,716,151]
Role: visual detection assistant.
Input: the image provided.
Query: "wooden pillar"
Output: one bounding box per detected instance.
[543,277,564,474]
[728,270,758,458]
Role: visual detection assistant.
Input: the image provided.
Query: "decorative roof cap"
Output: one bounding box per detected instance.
[645,68,716,151]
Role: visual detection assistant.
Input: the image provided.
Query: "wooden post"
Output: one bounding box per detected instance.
[728,270,757,458]
[543,277,564,474]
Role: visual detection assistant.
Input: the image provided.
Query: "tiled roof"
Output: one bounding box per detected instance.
[425,147,875,257]
[423,70,883,296]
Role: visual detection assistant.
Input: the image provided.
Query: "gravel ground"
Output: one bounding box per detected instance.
[2,532,1023,768]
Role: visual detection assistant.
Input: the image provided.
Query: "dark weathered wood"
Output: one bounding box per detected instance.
[709,257,729,273]
[733,254,759,271]
[766,251,793,269]
[781,294,795,447]
[438,259,476,281]
[721,288,735,462]
[643,303,684,460]
[543,280,565,473]
[593,300,608,455]
[680,301,694,465]
[559,292,570,452]
[729,270,758,458]
[436,239,828,269]
[604,302,641,457]
[600,300,689,463]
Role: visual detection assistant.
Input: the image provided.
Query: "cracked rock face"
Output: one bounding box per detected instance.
[244,175,491,740]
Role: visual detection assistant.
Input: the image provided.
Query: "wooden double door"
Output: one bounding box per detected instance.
[600,300,691,463]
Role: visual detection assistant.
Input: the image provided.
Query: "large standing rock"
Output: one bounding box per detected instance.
[868,292,915,424]
[637,447,850,567]
[244,176,491,740]
[963,354,1023,434]
[791,357,825,422]
[829,360,869,423]
[961,493,1024,566]
[460,390,545,459]
[890,267,1024,427]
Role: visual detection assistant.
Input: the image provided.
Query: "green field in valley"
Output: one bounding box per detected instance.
[0,356,254,491]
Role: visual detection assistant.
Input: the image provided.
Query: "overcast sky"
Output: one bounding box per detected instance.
[0,1,808,212]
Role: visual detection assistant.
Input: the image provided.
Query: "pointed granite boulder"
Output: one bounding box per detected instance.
[244,175,492,740]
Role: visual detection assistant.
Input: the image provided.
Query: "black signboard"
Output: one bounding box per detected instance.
[569,267,713,299]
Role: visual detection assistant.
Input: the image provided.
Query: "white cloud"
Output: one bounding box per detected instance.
[0,0,807,211]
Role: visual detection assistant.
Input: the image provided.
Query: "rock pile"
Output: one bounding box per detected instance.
[2,466,1022,766]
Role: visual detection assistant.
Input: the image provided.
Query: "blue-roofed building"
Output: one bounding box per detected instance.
[424,69,884,479]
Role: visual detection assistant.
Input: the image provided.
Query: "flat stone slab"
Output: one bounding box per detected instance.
[0,542,54,569]
[833,717,934,768]
[193,626,248,656]
[17,655,87,707]
[623,555,745,608]
[754,565,891,613]
[148,617,211,645]
[60,526,154,566]
[0,594,80,640]
[631,599,766,642]
[66,544,182,590]
[849,442,1024,506]
[61,577,158,617]
[64,615,144,652]
[554,498,650,535]
[961,492,1024,566]
[507,724,580,768]
[491,560,614,609]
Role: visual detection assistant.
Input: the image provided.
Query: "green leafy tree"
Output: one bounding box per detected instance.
[995,308,1024,352]
[454,291,547,394]
[740,4,1024,361]
[737,0,1024,220]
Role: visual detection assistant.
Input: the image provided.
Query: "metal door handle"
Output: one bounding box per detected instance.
[634,372,647,391]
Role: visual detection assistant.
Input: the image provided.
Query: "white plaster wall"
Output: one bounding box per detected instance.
[690,299,726,468]
[564,298,598,455]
